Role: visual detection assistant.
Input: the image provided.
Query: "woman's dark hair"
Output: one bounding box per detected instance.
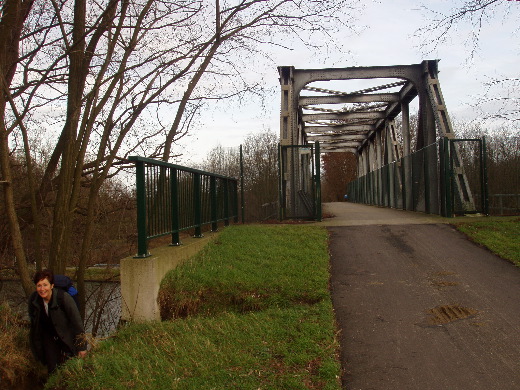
[33,269,54,285]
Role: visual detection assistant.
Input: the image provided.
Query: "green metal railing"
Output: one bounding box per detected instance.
[129,156,239,257]
[347,137,489,217]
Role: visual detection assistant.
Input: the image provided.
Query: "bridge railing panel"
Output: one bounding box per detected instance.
[347,138,488,217]
[129,156,239,257]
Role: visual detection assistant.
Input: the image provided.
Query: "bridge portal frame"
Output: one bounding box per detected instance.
[278,60,474,218]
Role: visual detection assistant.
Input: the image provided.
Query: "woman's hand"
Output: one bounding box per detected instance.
[78,350,87,358]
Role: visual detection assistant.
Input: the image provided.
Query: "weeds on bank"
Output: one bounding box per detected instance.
[46,225,341,390]
[49,304,339,390]
[0,302,46,388]
[455,217,520,266]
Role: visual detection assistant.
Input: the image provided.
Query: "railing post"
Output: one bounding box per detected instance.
[224,178,230,226]
[481,136,489,215]
[424,146,431,214]
[233,181,239,223]
[314,141,322,221]
[445,138,453,218]
[193,172,203,238]
[134,160,150,257]
[392,162,397,208]
[401,157,407,210]
[367,171,372,205]
[278,144,284,221]
[439,139,447,217]
[170,167,181,245]
[210,176,218,232]
[240,144,245,223]
[386,165,391,207]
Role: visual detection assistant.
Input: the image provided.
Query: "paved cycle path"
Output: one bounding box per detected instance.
[320,203,520,390]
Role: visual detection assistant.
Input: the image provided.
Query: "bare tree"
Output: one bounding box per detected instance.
[416,0,520,123]
[201,130,279,221]
[2,0,360,304]
[321,152,356,202]
[454,120,519,201]
[416,0,514,59]
[0,0,37,296]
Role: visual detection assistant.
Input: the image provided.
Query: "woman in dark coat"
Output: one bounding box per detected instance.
[28,269,87,373]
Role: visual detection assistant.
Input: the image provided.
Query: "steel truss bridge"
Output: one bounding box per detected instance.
[278,60,487,220]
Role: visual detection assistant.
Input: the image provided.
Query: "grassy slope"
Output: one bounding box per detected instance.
[45,218,519,389]
[454,217,520,266]
[47,225,341,390]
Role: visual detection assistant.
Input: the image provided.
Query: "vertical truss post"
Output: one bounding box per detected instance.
[425,61,474,212]
[278,66,303,219]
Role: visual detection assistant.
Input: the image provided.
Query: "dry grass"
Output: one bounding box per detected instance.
[0,302,46,389]
[45,225,342,390]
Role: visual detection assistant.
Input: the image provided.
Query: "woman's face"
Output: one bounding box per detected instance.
[36,278,54,302]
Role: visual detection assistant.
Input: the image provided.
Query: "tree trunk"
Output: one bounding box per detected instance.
[0,122,34,295]
[0,0,37,296]
[48,0,88,273]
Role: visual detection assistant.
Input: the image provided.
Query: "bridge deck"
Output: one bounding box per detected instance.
[318,201,450,227]
[322,202,520,389]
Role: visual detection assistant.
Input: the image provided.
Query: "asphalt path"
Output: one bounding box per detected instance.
[321,203,520,390]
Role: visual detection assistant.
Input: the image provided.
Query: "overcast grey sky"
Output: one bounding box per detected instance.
[176,0,519,164]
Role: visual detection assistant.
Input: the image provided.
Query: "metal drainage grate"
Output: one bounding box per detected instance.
[428,304,477,325]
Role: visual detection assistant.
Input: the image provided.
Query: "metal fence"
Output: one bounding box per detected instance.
[347,138,489,217]
[278,142,322,221]
[488,194,520,216]
[129,156,239,257]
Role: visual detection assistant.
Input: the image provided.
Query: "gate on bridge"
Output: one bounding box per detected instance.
[278,60,480,218]
[278,142,321,220]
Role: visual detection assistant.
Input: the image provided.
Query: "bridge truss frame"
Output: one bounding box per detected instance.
[278,60,475,218]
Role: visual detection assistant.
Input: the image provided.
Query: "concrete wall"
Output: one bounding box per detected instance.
[120,232,219,322]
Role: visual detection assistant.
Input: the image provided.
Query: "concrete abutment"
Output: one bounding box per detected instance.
[120,232,220,321]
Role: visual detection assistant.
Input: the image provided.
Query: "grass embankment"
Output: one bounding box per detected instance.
[454,217,520,266]
[46,225,341,390]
